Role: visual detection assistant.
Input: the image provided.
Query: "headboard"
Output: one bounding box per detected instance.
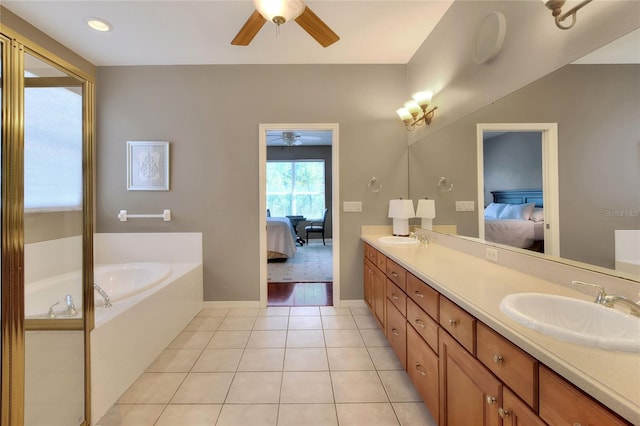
[491,189,543,208]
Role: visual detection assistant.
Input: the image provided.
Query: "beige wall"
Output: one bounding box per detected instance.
[96,64,409,301]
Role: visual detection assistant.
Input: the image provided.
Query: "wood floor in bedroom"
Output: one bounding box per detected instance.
[268,282,333,306]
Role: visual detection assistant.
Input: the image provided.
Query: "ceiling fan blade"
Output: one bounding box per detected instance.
[295,6,340,48]
[231,10,267,46]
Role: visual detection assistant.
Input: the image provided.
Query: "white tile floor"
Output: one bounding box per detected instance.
[97,306,438,426]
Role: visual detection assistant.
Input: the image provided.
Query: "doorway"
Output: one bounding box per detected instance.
[258,124,340,308]
[476,123,559,256]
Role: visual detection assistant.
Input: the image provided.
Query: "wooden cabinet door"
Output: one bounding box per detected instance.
[439,329,501,426]
[372,264,386,330]
[501,387,547,426]
[539,366,629,426]
[363,258,374,310]
[385,300,407,369]
[407,324,439,422]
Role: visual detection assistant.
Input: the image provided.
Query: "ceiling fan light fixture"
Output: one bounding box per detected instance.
[254,0,305,25]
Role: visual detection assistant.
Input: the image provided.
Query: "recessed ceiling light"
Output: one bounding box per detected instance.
[86,17,112,32]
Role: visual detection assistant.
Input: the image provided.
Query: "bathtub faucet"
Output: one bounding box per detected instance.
[63,294,78,317]
[94,283,112,308]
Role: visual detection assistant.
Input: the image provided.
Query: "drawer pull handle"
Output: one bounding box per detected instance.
[414,291,424,298]
[448,319,457,326]
[414,319,425,328]
[493,354,504,364]
[486,396,497,405]
[391,272,398,277]
[391,328,400,336]
[392,294,399,300]
[415,364,427,376]
[498,408,510,418]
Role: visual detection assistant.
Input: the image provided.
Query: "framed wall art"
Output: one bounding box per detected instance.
[127,141,170,190]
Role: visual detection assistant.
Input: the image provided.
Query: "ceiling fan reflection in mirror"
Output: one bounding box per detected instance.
[231,0,340,47]
[267,131,322,146]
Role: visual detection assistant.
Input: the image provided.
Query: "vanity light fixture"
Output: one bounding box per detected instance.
[396,90,437,131]
[416,198,436,230]
[388,199,415,236]
[542,0,593,30]
[86,17,112,32]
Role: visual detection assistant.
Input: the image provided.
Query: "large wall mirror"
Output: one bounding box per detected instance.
[409,29,640,282]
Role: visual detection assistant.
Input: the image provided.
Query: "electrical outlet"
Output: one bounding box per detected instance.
[343,201,362,212]
[486,248,499,262]
[456,201,475,212]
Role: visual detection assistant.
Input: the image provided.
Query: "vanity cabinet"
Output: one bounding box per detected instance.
[362,242,632,426]
[439,328,502,426]
[539,366,628,426]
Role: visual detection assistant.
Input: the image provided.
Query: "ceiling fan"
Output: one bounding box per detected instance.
[267,131,322,146]
[231,0,340,48]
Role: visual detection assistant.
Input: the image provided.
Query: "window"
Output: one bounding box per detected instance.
[267,160,325,218]
[24,60,83,211]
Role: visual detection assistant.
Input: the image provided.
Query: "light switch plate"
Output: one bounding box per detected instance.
[456,201,475,212]
[343,201,362,212]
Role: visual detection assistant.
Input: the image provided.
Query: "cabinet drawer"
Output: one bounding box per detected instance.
[385,300,407,368]
[364,243,377,263]
[386,258,407,291]
[439,297,476,354]
[407,298,438,354]
[386,279,407,317]
[476,322,538,410]
[501,387,547,426]
[407,325,439,422]
[376,251,387,271]
[407,273,439,320]
[539,365,629,426]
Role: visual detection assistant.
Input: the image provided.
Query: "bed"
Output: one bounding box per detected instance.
[484,189,545,251]
[267,217,297,262]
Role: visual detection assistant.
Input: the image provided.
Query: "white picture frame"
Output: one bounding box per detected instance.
[127,141,170,191]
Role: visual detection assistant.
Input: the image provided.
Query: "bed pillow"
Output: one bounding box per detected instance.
[499,203,536,220]
[484,203,507,219]
[530,207,544,222]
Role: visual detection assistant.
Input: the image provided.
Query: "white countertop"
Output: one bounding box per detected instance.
[362,234,640,425]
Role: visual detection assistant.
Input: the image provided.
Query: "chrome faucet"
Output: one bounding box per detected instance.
[63,294,78,317]
[571,280,640,317]
[94,283,112,308]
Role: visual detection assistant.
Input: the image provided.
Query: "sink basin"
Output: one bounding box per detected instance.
[377,236,420,245]
[500,293,640,352]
